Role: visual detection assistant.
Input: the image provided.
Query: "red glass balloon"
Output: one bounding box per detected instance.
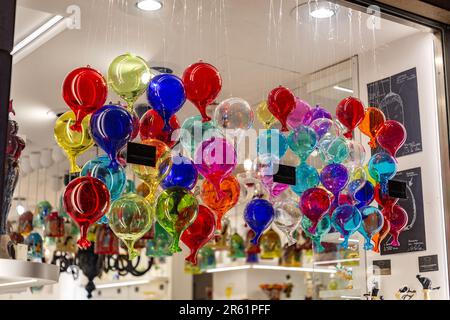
[374,183,398,213]
[268,86,296,132]
[336,97,365,139]
[387,204,408,247]
[300,188,331,234]
[62,66,108,132]
[182,62,222,122]
[140,109,180,148]
[63,176,111,249]
[376,120,407,158]
[181,205,216,265]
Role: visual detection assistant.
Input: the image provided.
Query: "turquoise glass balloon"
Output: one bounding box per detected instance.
[257,129,288,158]
[180,116,223,157]
[291,163,320,196]
[368,152,397,194]
[81,155,126,201]
[358,206,384,250]
[331,205,362,249]
[318,135,349,164]
[288,125,317,162]
[301,215,331,253]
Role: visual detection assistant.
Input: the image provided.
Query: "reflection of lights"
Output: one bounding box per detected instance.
[141,72,152,84]
[244,159,253,172]
[206,264,336,274]
[309,1,336,19]
[313,258,360,265]
[333,85,354,93]
[16,204,25,215]
[95,279,150,289]
[136,0,163,11]
[0,279,37,288]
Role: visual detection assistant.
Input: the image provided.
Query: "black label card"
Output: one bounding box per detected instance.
[388,180,408,199]
[64,172,80,186]
[126,142,156,167]
[418,255,439,273]
[373,259,391,275]
[273,165,296,186]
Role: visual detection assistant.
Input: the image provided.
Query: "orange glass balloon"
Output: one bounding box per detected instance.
[373,219,390,253]
[358,107,386,148]
[200,176,240,230]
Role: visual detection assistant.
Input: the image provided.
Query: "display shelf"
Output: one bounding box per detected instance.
[93,276,169,290]
[321,232,360,244]
[0,259,60,294]
[204,264,337,274]
[319,289,362,299]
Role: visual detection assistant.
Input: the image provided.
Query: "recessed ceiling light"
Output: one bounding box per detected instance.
[136,0,163,11]
[309,1,336,19]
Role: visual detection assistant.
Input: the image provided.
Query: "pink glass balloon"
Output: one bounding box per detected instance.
[194,137,237,198]
[287,98,311,130]
[300,188,331,234]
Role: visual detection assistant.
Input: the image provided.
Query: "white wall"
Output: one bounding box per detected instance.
[358,32,449,300]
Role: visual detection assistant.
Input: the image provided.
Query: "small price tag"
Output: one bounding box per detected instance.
[126,142,157,167]
[388,180,408,199]
[273,164,296,186]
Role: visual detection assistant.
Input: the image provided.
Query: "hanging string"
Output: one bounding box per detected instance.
[26,171,31,210]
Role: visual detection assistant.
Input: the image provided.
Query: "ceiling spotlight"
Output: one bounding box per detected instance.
[136,0,163,11]
[16,204,25,216]
[310,1,336,19]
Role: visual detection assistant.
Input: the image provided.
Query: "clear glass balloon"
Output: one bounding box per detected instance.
[345,140,366,168]
[214,97,254,141]
[318,134,349,164]
[310,118,340,140]
[274,200,302,245]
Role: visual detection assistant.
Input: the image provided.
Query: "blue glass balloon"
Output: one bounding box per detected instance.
[368,152,397,194]
[291,163,320,196]
[347,179,364,195]
[257,129,288,159]
[90,104,134,170]
[331,204,362,249]
[161,155,198,190]
[354,181,375,208]
[147,74,186,131]
[358,206,384,250]
[244,199,275,245]
[81,155,127,201]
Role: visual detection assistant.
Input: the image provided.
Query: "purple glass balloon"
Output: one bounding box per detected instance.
[287,98,311,130]
[261,175,289,199]
[302,105,332,126]
[320,164,349,195]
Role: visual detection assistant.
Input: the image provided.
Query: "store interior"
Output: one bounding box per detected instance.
[1,0,448,300]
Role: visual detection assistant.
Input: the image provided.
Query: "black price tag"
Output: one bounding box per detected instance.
[64,172,80,186]
[418,255,439,273]
[126,142,156,167]
[373,259,391,275]
[273,164,296,186]
[388,180,408,199]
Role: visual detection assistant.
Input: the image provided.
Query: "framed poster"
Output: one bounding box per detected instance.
[381,167,426,255]
[367,67,422,157]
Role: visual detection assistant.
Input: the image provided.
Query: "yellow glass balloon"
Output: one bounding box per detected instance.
[108,193,154,260]
[107,53,152,110]
[256,101,277,129]
[54,111,94,173]
[364,164,377,186]
[131,139,173,202]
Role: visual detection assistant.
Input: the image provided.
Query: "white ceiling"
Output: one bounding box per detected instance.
[8,0,421,209]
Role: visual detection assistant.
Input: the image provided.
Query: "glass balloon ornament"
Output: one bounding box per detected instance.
[368,153,397,194]
[287,125,318,163]
[358,107,386,148]
[81,155,127,201]
[320,164,349,209]
[131,139,173,201]
[254,154,288,200]
[318,135,349,164]
[291,163,320,196]
[214,97,254,142]
[139,109,180,148]
[386,204,408,247]
[147,74,186,131]
[358,206,384,250]
[257,129,288,159]
[374,183,399,213]
[108,193,153,259]
[146,222,173,257]
[376,120,407,158]
[161,155,198,190]
[287,98,311,130]
[302,105,332,126]
[260,228,282,259]
[336,97,365,139]
[353,181,375,209]
[331,205,362,249]
[62,66,107,132]
[90,104,134,170]
[300,188,331,234]
[256,101,277,129]
[301,215,331,253]
[63,176,111,248]
[268,86,296,132]
[180,116,223,158]
[54,111,94,173]
[194,137,237,198]
[274,200,302,245]
[229,232,246,258]
[181,205,216,265]
[200,176,240,230]
[310,118,340,140]
[156,187,199,253]
[244,199,275,245]
[108,53,152,110]
[344,140,366,168]
[182,61,222,122]
[373,219,390,253]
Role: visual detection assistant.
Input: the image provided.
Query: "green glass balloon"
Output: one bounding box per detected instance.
[146,222,173,257]
[318,135,350,164]
[180,116,223,158]
[156,187,199,253]
[301,215,331,253]
[107,53,152,110]
[108,193,154,259]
